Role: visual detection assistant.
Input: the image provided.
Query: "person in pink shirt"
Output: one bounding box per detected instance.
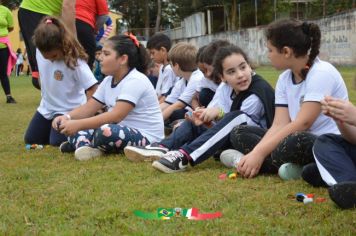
[0,1,16,103]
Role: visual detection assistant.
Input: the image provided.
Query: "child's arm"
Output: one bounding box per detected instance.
[158,95,166,104]
[162,101,186,121]
[85,84,98,100]
[59,101,134,136]
[237,102,321,178]
[191,92,200,110]
[52,98,103,130]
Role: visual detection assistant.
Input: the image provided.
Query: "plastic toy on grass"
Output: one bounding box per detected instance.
[25,144,44,150]
[219,171,238,180]
[295,192,326,205]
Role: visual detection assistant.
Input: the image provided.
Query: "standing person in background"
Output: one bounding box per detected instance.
[15,48,24,76]
[0,1,16,103]
[76,0,109,69]
[96,16,112,43]
[18,0,76,90]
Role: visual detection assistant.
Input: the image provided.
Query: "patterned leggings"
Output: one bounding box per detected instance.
[69,124,150,153]
[230,125,317,174]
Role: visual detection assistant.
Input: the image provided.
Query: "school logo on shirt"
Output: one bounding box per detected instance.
[299,95,305,106]
[54,70,64,81]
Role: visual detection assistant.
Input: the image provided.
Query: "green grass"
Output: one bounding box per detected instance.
[0,67,355,235]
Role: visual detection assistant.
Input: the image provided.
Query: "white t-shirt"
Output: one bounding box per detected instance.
[208,82,267,128]
[165,69,204,105]
[196,77,219,92]
[93,69,164,143]
[275,58,348,135]
[155,64,178,96]
[36,50,97,119]
[16,53,24,65]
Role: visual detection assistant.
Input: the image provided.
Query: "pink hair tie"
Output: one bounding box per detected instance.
[45,19,53,24]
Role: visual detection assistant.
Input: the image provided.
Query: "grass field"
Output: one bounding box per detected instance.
[0,67,355,235]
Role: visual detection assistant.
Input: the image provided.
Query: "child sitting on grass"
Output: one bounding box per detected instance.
[124,44,275,174]
[307,96,356,209]
[159,42,204,128]
[24,16,98,146]
[192,40,231,108]
[146,33,178,103]
[53,34,164,161]
[226,19,348,180]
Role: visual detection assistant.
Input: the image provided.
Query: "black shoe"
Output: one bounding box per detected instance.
[6,96,16,104]
[59,141,75,153]
[328,181,356,209]
[124,143,168,162]
[152,150,188,173]
[302,163,328,187]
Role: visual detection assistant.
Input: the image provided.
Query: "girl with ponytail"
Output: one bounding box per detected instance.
[227,19,348,181]
[24,16,98,147]
[53,34,164,161]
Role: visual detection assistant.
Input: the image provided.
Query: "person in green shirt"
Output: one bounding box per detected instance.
[18,0,76,90]
[0,1,16,103]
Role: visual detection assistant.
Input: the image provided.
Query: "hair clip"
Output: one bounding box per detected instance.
[125,32,140,48]
[45,19,53,24]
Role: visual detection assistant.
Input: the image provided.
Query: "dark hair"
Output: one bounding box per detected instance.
[266,19,321,79]
[196,45,207,64]
[95,44,103,52]
[213,45,250,78]
[107,35,149,73]
[16,48,22,54]
[200,40,231,65]
[33,16,87,69]
[146,33,171,51]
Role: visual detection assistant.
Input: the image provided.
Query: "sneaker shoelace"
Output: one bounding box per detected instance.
[165,151,184,163]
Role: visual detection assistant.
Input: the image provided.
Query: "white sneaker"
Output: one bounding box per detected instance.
[75,146,103,161]
[124,144,168,162]
[278,163,303,180]
[220,149,244,168]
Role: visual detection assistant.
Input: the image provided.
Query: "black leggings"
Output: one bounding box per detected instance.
[76,19,96,69]
[0,48,11,95]
[18,8,44,90]
[230,125,317,174]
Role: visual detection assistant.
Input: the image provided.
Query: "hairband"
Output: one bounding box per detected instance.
[125,32,140,48]
[45,19,53,24]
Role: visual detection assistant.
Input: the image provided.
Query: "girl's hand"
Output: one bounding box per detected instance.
[52,115,70,131]
[327,99,356,126]
[199,107,220,123]
[237,152,265,178]
[185,108,205,126]
[59,120,81,136]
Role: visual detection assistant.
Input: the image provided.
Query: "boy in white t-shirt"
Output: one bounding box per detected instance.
[146,33,178,103]
[160,42,204,124]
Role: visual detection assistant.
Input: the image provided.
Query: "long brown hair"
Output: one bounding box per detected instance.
[33,16,87,69]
